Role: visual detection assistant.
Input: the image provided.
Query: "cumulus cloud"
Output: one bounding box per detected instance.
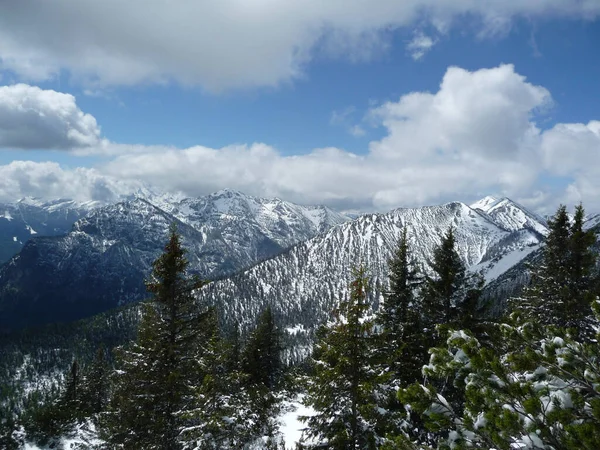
[99,65,600,212]
[539,121,600,207]
[0,160,139,203]
[0,1,598,91]
[407,31,436,60]
[0,84,101,149]
[2,65,599,214]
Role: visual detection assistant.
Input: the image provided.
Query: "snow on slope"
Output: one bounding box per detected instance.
[0,192,350,331]
[0,198,100,264]
[470,195,499,211]
[201,201,544,362]
[584,213,600,231]
[471,196,548,236]
[160,189,350,246]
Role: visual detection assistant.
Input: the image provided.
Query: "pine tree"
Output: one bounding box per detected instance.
[422,227,466,328]
[566,204,597,333]
[401,308,600,450]
[377,228,424,385]
[422,227,482,345]
[243,306,282,389]
[303,267,382,449]
[61,360,81,419]
[79,346,110,418]
[517,204,597,336]
[180,311,257,449]
[102,225,211,449]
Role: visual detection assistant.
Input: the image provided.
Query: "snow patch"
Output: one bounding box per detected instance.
[2,209,13,221]
[263,395,315,449]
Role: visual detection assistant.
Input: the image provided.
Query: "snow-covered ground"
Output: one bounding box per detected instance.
[277,395,315,449]
[22,397,316,450]
[24,422,101,450]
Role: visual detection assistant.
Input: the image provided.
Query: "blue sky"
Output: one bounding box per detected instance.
[0,2,599,213]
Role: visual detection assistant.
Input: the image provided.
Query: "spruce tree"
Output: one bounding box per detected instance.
[422,227,482,345]
[182,312,257,449]
[243,306,282,389]
[61,360,81,419]
[377,228,424,385]
[567,204,597,331]
[303,267,382,449]
[518,204,597,336]
[79,346,110,418]
[102,225,210,449]
[422,227,466,328]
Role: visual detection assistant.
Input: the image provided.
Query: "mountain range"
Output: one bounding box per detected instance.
[0,190,349,331]
[2,190,596,341]
[0,198,100,264]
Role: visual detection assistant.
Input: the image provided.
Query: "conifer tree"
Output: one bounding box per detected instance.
[401,307,600,450]
[422,227,466,328]
[102,225,210,449]
[182,312,258,449]
[517,204,597,336]
[422,227,482,345]
[243,306,282,389]
[567,204,597,331]
[61,360,81,418]
[303,267,382,449]
[79,346,110,418]
[377,228,424,385]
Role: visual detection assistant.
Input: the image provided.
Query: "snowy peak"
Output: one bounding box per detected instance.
[470,196,499,211]
[470,196,548,236]
[0,191,351,330]
[156,190,351,245]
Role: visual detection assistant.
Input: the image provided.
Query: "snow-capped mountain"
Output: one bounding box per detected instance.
[470,196,548,236]
[0,191,350,331]
[584,213,600,231]
[199,200,545,361]
[160,188,349,249]
[0,198,101,264]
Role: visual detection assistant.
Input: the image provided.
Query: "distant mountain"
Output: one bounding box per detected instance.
[200,200,546,361]
[0,198,100,264]
[0,190,350,331]
[470,196,548,236]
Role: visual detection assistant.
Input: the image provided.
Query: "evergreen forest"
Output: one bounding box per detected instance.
[2,204,600,450]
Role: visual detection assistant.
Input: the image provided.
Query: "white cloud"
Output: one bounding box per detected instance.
[0,1,598,91]
[407,31,436,60]
[539,121,600,207]
[2,65,599,214]
[0,160,138,203]
[0,84,101,149]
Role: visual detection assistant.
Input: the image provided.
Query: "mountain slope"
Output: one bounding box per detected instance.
[0,198,99,264]
[200,201,544,361]
[0,191,349,331]
[470,196,548,236]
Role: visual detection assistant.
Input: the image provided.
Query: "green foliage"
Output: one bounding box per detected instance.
[516,204,597,337]
[243,306,283,389]
[303,266,382,449]
[377,228,424,386]
[421,228,483,347]
[401,308,600,449]
[101,225,211,449]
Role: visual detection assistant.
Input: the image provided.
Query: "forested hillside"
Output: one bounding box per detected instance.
[1,202,599,449]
